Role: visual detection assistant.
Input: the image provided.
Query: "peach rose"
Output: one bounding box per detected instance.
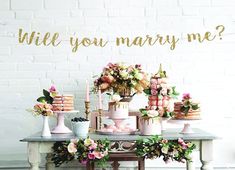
[67,142,77,154]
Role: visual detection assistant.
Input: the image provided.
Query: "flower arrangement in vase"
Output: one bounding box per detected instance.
[135,135,196,163]
[139,108,161,135]
[144,64,179,118]
[28,85,57,137]
[93,62,149,101]
[52,137,110,168]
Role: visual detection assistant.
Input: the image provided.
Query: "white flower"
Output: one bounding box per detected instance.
[120,70,129,79]
[161,146,169,154]
[67,142,77,154]
[134,73,143,80]
[111,94,121,102]
[147,110,159,117]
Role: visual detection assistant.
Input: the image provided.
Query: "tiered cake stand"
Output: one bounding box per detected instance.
[51,110,79,134]
[168,119,201,134]
[97,117,136,135]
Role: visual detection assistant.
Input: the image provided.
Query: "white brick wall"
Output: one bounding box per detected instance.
[0,0,235,168]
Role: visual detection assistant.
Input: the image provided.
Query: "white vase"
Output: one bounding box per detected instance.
[42,116,51,137]
[71,121,90,138]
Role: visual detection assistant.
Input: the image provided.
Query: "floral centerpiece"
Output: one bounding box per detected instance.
[29,85,58,116]
[27,85,58,137]
[144,64,179,118]
[135,135,196,163]
[180,93,199,115]
[52,137,110,167]
[94,62,149,100]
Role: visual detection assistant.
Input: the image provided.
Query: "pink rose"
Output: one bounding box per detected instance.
[93,151,104,159]
[88,153,96,160]
[183,93,191,100]
[149,96,157,100]
[151,89,158,95]
[49,85,56,92]
[178,138,188,149]
[89,142,97,150]
[101,75,114,83]
[148,100,156,106]
[178,138,184,144]
[67,142,77,154]
[150,83,157,90]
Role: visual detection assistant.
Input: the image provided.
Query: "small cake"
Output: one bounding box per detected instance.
[174,93,201,120]
[108,102,129,119]
[52,95,74,111]
[140,117,161,135]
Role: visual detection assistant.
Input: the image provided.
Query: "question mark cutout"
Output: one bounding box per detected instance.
[216,25,225,40]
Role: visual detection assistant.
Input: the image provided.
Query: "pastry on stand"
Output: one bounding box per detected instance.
[51,94,79,134]
[169,93,201,134]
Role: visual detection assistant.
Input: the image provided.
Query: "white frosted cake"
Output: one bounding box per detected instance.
[140,117,161,135]
[108,102,129,119]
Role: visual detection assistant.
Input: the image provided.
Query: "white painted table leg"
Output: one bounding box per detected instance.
[28,142,40,170]
[200,140,213,170]
[46,153,54,170]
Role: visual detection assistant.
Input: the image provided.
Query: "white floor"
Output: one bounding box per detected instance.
[0,161,235,170]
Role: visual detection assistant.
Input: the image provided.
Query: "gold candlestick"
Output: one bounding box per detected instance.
[85,101,90,120]
[98,109,102,130]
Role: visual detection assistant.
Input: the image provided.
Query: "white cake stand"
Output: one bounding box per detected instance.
[51,110,79,134]
[168,119,201,134]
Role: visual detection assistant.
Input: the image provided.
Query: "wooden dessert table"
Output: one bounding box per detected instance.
[20,128,217,170]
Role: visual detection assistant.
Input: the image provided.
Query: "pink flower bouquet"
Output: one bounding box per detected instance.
[52,137,110,167]
[33,103,53,116]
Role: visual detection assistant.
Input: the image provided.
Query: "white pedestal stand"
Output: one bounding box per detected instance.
[168,119,201,134]
[51,110,79,134]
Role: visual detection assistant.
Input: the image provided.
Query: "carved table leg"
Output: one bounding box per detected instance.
[138,158,145,170]
[46,153,54,170]
[111,161,120,170]
[200,140,214,170]
[86,161,95,170]
[28,142,40,170]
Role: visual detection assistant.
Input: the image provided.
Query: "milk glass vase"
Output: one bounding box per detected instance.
[41,116,51,137]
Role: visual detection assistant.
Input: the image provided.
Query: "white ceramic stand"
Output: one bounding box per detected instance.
[168,119,201,134]
[51,110,79,134]
[181,123,194,134]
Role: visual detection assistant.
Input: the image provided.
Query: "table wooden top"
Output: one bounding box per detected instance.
[20,128,218,142]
